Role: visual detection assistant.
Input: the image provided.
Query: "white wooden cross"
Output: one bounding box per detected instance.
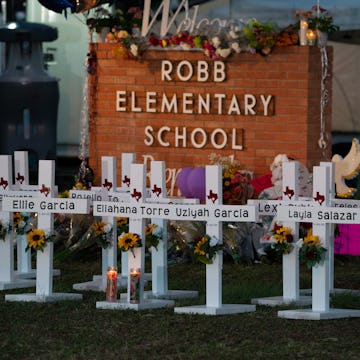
[95,164,257,314]
[96,163,174,310]
[251,161,312,306]
[277,165,360,320]
[0,155,36,290]
[72,154,135,292]
[147,160,198,300]
[4,160,90,302]
[12,151,59,279]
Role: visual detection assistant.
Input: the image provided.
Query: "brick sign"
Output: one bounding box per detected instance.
[89,46,332,188]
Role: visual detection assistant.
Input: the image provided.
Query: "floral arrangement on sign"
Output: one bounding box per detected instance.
[118,232,142,257]
[299,229,327,269]
[295,5,340,34]
[91,220,113,249]
[268,223,295,255]
[145,223,161,251]
[192,234,223,264]
[87,3,340,61]
[26,229,55,252]
[0,219,12,240]
[209,153,254,205]
[242,19,278,56]
[13,212,31,235]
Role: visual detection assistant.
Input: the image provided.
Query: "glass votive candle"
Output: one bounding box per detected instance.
[130,268,141,304]
[106,266,117,302]
[306,29,316,46]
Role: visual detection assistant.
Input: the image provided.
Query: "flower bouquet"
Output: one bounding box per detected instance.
[116,217,129,235]
[209,153,253,205]
[299,229,327,269]
[192,234,223,264]
[92,220,113,249]
[145,223,161,251]
[118,232,142,257]
[26,229,55,252]
[13,212,30,235]
[269,223,295,255]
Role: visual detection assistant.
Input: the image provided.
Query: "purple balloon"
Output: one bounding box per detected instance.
[176,167,193,198]
[187,167,206,201]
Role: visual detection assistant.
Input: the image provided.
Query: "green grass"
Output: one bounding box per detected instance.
[0,252,359,360]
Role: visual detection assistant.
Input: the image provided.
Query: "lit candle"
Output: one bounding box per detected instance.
[106,266,117,302]
[130,268,141,304]
[299,20,308,46]
[306,29,316,46]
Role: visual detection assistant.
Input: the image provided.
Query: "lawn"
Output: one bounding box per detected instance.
[0,250,359,360]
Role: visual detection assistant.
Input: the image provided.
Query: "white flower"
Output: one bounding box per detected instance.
[231,42,241,53]
[209,235,219,247]
[216,47,231,58]
[180,42,191,50]
[296,238,304,248]
[130,44,138,57]
[211,36,221,48]
[18,220,26,229]
[104,223,112,234]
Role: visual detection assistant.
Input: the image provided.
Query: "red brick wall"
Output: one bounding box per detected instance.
[88,44,332,187]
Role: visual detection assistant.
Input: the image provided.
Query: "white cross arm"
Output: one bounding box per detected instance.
[93,201,257,222]
[277,205,360,224]
[250,198,360,216]
[2,197,90,214]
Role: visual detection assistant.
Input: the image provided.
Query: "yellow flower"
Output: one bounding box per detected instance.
[27,229,45,250]
[117,217,128,226]
[73,182,86,190]
[118,233,140,251]
[13,212,22,226]
[145,223,157,236]
[194,236,207,256]
[303,229,319,246]
[92,221,105,236]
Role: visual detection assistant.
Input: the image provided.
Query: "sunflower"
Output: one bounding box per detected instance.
[26,229,46,251]
[303,229,319,246]
[270,224,294,255]
[145,223,157,236]
[118,233,142,256]
[299,229,326,269]
[192,235,222,264]
[92,221,105,236]
[117,217,129,234]
[13,212,22,226]
[145,224,161,250]
[194,236,207,256]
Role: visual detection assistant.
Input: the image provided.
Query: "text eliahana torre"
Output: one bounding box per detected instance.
[115,91,274,116]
